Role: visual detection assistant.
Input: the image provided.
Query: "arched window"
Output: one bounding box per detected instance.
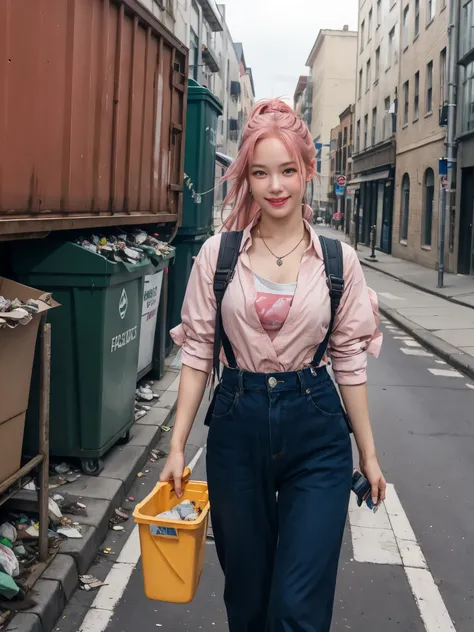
[400,173,410,242]
[423,168,435,247]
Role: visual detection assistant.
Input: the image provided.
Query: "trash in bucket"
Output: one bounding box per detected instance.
[133,468,210,603]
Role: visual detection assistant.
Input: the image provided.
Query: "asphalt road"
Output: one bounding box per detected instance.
[57,320,474,632]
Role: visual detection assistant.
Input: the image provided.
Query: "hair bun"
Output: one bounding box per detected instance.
[248,98,294,121]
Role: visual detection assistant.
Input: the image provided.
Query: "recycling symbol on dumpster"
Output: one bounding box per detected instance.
[119,289,128,320]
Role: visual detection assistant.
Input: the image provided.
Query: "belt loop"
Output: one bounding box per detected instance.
[296,370,305,394]
[238,370,244,395]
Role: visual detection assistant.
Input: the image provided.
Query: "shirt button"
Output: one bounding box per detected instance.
[306,388,311,395]
[268,377,278,388]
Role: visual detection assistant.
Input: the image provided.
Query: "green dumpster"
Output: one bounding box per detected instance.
[181,79,223,235]
[168,232,209,334]
[11,240,150,476]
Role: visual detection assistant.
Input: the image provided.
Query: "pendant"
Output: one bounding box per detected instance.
[276,258,283,266]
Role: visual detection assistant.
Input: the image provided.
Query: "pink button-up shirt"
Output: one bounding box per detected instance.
[170,219,382,385]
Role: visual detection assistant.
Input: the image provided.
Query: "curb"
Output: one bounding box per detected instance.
[360,258,474,311]
[379,303,474,381]
[4,370,180,632]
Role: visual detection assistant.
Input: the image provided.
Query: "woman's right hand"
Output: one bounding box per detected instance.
[159,449,185,498]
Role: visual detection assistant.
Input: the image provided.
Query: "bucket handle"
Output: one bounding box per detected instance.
[170,467,191,496]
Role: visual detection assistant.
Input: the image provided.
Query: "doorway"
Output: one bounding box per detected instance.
[458,168,474,275]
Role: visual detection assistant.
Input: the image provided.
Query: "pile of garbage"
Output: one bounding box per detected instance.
[75,228,174,265]
[0,297,39,330]
[157,500,201,522]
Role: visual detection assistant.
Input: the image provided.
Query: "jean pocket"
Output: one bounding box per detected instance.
[306,382,343,417]
[212,387,239,419]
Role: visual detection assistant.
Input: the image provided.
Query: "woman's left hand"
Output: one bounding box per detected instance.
[359,455,387,506]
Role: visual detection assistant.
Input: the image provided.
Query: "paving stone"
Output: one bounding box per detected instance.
[63,476,122,505]
[4,613,42,632]
[101,445,146,490]
[127,424,161,448]
[62,497,112,547]
[155,389,178,410]
[59,525,99,575]
[140,406,172,427]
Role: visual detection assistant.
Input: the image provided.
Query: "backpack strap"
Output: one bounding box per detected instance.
[212,230,244,383]
[311,236,345,367]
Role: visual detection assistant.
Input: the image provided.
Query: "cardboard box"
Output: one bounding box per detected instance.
[0,278,59,483]
[0,413,26,483]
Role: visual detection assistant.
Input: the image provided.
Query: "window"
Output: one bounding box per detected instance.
[343,147,347,172]
[350,123,353,144]
[368,9,373,41]
[360,20,365,52]
[461,61,474,132]
[189,28,199,80]
[359,68,363,99]
[385,96,391,138]
[366,59,371,91]
[343,126,348,146]
[415,0,420,36]
[372,107,377,144]
[400,174,410,242]
[440,48,447,102]
[403,80,409,125]
[426,61,433,113]
[375,47,380,81]
[364,114,368,148]
[377,0,382,26]
[388,27,395,67]
[414,71,420,119]
[356,119,361,152]
[403,5,409,48]
[461,0,474,58]
[423,168,435,247]
[427,0,436,23]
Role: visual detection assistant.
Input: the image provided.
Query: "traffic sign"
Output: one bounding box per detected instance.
[336,175,347,187]
[335,183,345,197]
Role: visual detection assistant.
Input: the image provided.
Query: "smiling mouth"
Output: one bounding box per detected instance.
[265,197,290,207]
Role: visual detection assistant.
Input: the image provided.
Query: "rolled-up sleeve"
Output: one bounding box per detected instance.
[169,237,219,373]
[328,246,383,385]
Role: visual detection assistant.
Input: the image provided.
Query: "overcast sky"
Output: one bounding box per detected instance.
[222,0,358,101]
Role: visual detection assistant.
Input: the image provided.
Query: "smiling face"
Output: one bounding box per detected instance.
[249,136,313,222]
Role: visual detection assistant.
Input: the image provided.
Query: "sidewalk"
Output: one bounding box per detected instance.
[4,354,181,632]
[317,225,474,379]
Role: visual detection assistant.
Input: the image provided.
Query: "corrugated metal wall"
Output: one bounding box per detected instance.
[0,0,188,237]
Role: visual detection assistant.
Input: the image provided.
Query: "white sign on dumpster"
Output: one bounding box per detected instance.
[138,270,164,374]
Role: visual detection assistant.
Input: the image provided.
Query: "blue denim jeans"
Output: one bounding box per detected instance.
[206,365,353,632]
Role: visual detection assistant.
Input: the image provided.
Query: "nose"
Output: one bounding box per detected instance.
[269,174,283,195]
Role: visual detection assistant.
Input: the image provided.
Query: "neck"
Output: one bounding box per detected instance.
[258,210,305,244]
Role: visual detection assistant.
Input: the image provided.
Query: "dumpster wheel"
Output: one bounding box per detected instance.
[81,458,105,476]
[117,429,131,445]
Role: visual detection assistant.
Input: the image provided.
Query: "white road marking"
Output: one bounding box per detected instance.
[435,360,447,365]
[428,368,463,378]
[405,568,457,632]
[349,485,456,631]
[466,383,474,390]
[394,336,412,340]
[401,348,433,357]
[404,340,421,348]
[79,447,207,632]
[379,292,406,300]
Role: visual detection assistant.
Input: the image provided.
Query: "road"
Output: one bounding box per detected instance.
[56,272,474,632]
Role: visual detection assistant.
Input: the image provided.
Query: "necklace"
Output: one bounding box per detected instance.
[258,229,306,266]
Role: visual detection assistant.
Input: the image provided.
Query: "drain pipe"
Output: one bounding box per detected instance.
[439,0,460,287]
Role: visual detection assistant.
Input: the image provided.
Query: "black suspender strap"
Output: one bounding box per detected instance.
[212,231,244,383]
[311,236,345,367]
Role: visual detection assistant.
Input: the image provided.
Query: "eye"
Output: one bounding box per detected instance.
[252,170,266,177]
[283,168,297,175]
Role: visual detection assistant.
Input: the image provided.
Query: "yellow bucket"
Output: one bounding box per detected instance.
[133,468,210,603]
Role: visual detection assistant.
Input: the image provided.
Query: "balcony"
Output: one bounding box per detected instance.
[196,0,224,32]
[202,44,220,73]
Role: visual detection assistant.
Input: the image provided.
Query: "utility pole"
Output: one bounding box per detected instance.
[439,0,460,287]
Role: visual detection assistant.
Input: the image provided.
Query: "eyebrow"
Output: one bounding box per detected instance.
[251,162,296,169]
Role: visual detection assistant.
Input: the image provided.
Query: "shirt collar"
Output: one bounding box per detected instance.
[240,214,323,260]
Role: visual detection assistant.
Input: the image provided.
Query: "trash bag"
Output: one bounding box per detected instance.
[0,543,19,577]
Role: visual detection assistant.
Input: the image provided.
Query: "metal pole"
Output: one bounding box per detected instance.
[440,0,460,287]
[196,4,204,85]
[438,184,447,287]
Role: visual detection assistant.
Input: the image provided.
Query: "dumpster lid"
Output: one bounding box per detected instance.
[187,79,223,113]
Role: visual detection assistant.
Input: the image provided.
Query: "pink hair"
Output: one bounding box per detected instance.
[220,99,316,232]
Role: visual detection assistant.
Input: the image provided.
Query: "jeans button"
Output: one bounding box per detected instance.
[268,377,277,388]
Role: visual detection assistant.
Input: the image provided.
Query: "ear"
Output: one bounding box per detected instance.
[306,159,316,181]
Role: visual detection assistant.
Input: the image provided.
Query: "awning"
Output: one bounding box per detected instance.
[348,170,390,185]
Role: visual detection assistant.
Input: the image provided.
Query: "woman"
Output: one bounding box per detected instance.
[160,99,385,632]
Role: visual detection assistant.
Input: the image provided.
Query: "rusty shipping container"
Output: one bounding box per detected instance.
[0,0,188,239]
